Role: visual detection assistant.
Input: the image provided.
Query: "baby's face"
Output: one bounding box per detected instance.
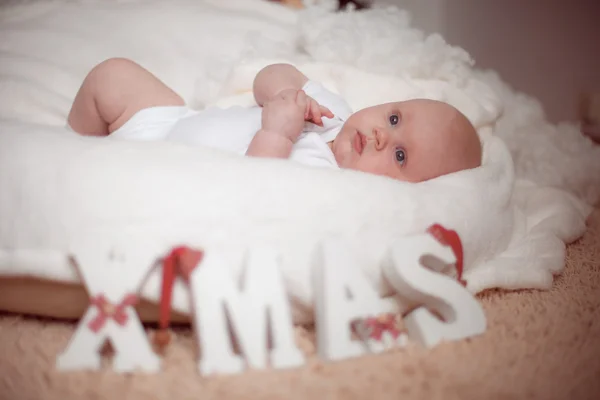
[331,99,482,182]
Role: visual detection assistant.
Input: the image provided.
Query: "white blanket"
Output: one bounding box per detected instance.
[0,0,595,323]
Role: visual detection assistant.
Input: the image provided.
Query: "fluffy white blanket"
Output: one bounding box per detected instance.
[0,0,596,323]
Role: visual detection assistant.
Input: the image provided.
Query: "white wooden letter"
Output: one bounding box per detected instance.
[313,239,394,361]
[383,235,486,348]
[190,247,304,375]
[56,237,160,373]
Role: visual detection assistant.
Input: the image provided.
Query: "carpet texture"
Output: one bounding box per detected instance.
[0,209,599,400]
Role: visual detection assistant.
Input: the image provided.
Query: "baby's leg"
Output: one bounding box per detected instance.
[68,58,184,136]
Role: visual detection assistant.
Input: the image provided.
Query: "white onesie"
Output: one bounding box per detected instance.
[110,81,354,169]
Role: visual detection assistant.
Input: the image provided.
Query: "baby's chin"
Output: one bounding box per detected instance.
[331,142,357,169]
[332,130,361,166]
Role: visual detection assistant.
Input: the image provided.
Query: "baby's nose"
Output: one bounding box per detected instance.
[373,128,388,150]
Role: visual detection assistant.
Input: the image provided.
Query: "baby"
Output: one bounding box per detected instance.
[68,58,482,182]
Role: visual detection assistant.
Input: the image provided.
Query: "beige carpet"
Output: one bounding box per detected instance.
[0,209,599,400]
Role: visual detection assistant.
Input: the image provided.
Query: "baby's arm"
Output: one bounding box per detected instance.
[246,89,307,158]
[254,63,333,125]
[247,64,334,158]
[253,64,308,106]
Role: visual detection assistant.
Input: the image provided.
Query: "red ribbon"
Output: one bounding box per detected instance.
[426,223,467,286]
[88,293,138,333]
[159,246,204,331]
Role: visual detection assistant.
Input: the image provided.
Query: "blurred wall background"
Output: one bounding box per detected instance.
[373,0,600,123]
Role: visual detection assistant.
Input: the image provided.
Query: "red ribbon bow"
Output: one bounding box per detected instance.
[353,313,403,342]
[88,293,138,333]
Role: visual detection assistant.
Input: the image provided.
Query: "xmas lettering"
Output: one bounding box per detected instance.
[56,226,486,375]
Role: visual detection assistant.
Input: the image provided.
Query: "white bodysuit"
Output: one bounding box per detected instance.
[110,81,354,168]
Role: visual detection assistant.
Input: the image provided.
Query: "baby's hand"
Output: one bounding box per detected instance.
[304,96,334,126]
[261,89,307,142]
[276,89,334,126]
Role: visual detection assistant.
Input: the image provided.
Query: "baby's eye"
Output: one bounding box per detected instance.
[389,114,399,126]
[395,148,406,165]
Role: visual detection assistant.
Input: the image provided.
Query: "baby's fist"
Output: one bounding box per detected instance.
[261,90,307,142]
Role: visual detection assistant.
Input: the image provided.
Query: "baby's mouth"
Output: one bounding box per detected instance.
[353,130,366,155]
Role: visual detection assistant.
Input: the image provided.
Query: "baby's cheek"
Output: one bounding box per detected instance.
[358,156,412,181]
[333,142,355,168]
[356,156,389,175]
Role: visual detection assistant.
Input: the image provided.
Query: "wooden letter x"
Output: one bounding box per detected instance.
[56,236,160,373]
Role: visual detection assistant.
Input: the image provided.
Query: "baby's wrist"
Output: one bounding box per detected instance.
[260,126,298,142]
[246,129,294,158]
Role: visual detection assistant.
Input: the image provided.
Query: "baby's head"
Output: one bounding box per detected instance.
[330,99,482,182]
